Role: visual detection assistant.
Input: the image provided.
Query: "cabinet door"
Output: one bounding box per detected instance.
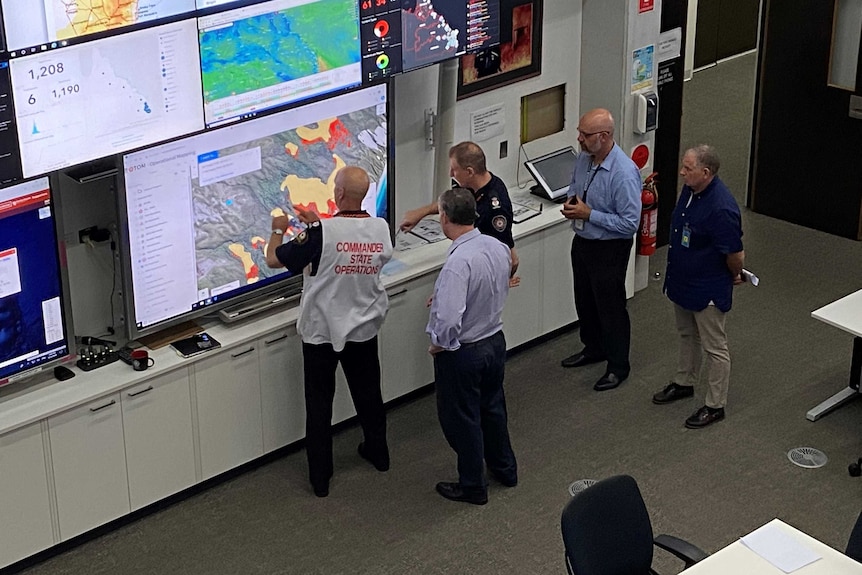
[542,224,578,332]
[194,345,264,480]
[379,273,436,402]
[502,231,543,349]
[259,328,305,453]
[0,423,54,568]
[122,369,196,511]
[48,394,130,540]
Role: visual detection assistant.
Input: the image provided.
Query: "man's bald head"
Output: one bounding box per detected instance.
[334,166,370,210]
[579,108,615,135]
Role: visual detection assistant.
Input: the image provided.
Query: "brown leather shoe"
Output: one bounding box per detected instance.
[685,405,725,429]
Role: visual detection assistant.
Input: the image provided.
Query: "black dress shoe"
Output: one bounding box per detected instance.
[685,405,725,429]
[561,352,606,368]
[312,482,329,498]
[652,382,695,404]
[435,482,488,505]
[593,372,626,391]
[358,442,390,472]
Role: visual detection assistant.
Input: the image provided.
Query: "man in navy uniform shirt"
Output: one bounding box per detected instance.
[651,145,744,428]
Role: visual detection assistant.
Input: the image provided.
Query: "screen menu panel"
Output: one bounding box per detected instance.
[9,18,205,178]
[360,0,402,83]
[198,0,363,127]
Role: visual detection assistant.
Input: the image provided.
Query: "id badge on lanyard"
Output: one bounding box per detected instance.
[681,224,691,248]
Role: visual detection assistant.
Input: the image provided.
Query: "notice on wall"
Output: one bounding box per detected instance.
[631,45,655,93]
[658,28,682,63]
[470,104,506,142]
[639,0,654,13]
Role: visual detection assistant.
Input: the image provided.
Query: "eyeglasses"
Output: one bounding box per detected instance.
[577,129,608,138]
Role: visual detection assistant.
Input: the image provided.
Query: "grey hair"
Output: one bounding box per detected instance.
[687,144,720,175]
[438,187,477,226]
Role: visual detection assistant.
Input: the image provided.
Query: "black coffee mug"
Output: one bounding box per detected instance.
[131,349,155,371]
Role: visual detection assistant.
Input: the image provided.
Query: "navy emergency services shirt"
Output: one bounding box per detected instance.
[664,176,743,312]
[474,174,515,248]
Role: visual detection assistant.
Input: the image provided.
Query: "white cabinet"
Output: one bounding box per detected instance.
[542,223,578,332]
[48,393,130,540]
[194,345,264,480]
[259,328,305,452]
[122,369,196,511]
[503,231,544,349]
[0,422,54,566]
[379,273,436,402]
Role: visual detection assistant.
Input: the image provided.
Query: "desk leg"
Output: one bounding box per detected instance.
[806,337,862,422]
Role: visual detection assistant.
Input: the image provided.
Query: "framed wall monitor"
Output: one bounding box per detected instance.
[119,83,391,340]
[197,0,363,127]
[0,176,74,387]
[8,18,205,178]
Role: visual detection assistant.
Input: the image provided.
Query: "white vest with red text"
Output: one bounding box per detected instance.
[297,217,392,351]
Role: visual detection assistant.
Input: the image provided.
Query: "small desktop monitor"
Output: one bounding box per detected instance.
[524,146,577,202]
[197,0,363,127]
[119,83,391,340]
[8,18,205,179]
[0,0,196,53]
[0,176,73,386]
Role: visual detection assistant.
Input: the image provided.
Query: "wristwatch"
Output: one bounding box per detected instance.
[272,229,284,235]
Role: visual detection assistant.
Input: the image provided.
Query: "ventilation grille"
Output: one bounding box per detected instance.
[568,479,597,497]
[787,447,828,469]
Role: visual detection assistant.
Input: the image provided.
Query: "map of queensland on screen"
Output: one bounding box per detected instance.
[198,0,362,125]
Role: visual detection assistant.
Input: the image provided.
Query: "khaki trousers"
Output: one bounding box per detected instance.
[673,303,731,409]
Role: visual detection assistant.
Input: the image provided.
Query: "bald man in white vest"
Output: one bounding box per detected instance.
[266,166,393,498]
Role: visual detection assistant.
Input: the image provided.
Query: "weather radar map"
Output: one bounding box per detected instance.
[191,102,387,294]
[401,0,465,71]
[45,0,195,40]
[198,0,362,124]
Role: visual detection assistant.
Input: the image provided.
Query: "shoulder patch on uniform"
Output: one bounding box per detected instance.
[295,230,308,244]
[491,196,501,209]
[492,215,507,232]
[309,221,321,228]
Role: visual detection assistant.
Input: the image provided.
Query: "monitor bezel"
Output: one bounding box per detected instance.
[117,82,394,342]
[0,173,76,389]
[524,146,577,201]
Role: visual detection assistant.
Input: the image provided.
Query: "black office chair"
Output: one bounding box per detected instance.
[847,510,862,562]
[560,474,708,575]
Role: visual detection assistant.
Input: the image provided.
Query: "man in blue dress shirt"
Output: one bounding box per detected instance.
[652,145,744,428]
[560,108,641,391]
[427,187,518,505]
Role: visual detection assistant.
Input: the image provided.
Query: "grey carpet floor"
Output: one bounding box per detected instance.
[14,54,862,575]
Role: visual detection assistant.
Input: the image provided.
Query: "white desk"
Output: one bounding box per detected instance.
[685,519,861,574]
[806,289,862,421]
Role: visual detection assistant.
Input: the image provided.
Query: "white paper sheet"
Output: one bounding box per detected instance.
[741,522,821,573]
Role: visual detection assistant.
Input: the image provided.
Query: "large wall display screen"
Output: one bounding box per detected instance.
[1,0,196,53]
[197,0,362,127]
[9,18,204,178]
[401,0,467,71]
[121,83,389,337]
[0,177,71,385]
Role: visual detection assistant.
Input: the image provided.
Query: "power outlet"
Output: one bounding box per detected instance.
[499,140,508,159]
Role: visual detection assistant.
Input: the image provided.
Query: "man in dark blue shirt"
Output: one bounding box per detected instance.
[652,145,744,429]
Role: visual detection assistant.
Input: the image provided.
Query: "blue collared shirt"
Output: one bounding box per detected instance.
[426,229,510,350]
[565,143,641,240]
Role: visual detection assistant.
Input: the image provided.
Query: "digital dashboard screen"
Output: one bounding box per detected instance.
[0,62,22,184]
[0,0,196,53]
[359,0,402,83]
[401,0,467,72]
[197,0,363,127]
[121,83,389,334]
[0,177,70,385]
[8,18,205,178]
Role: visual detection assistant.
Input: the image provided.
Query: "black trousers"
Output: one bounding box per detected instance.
[302,336,387,488]
[571,235,632,378]
[433,331,517,490]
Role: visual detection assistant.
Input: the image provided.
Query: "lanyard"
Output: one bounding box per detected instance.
[582,162,601,203]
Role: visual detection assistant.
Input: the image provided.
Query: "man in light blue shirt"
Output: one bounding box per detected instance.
[560,108,641,391]
[427,187,517,505]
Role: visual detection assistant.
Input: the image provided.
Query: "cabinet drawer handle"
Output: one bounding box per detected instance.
[89,400,116,412]
[264,334,288,345]
[387,288,407,299]
[127,385,154,398]
[230,347,255,359]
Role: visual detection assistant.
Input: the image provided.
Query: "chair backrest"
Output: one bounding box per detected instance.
[561,474,655,575]
[847,510,862,562]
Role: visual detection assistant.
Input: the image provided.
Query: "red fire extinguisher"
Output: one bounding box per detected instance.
[639,172,659,256]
